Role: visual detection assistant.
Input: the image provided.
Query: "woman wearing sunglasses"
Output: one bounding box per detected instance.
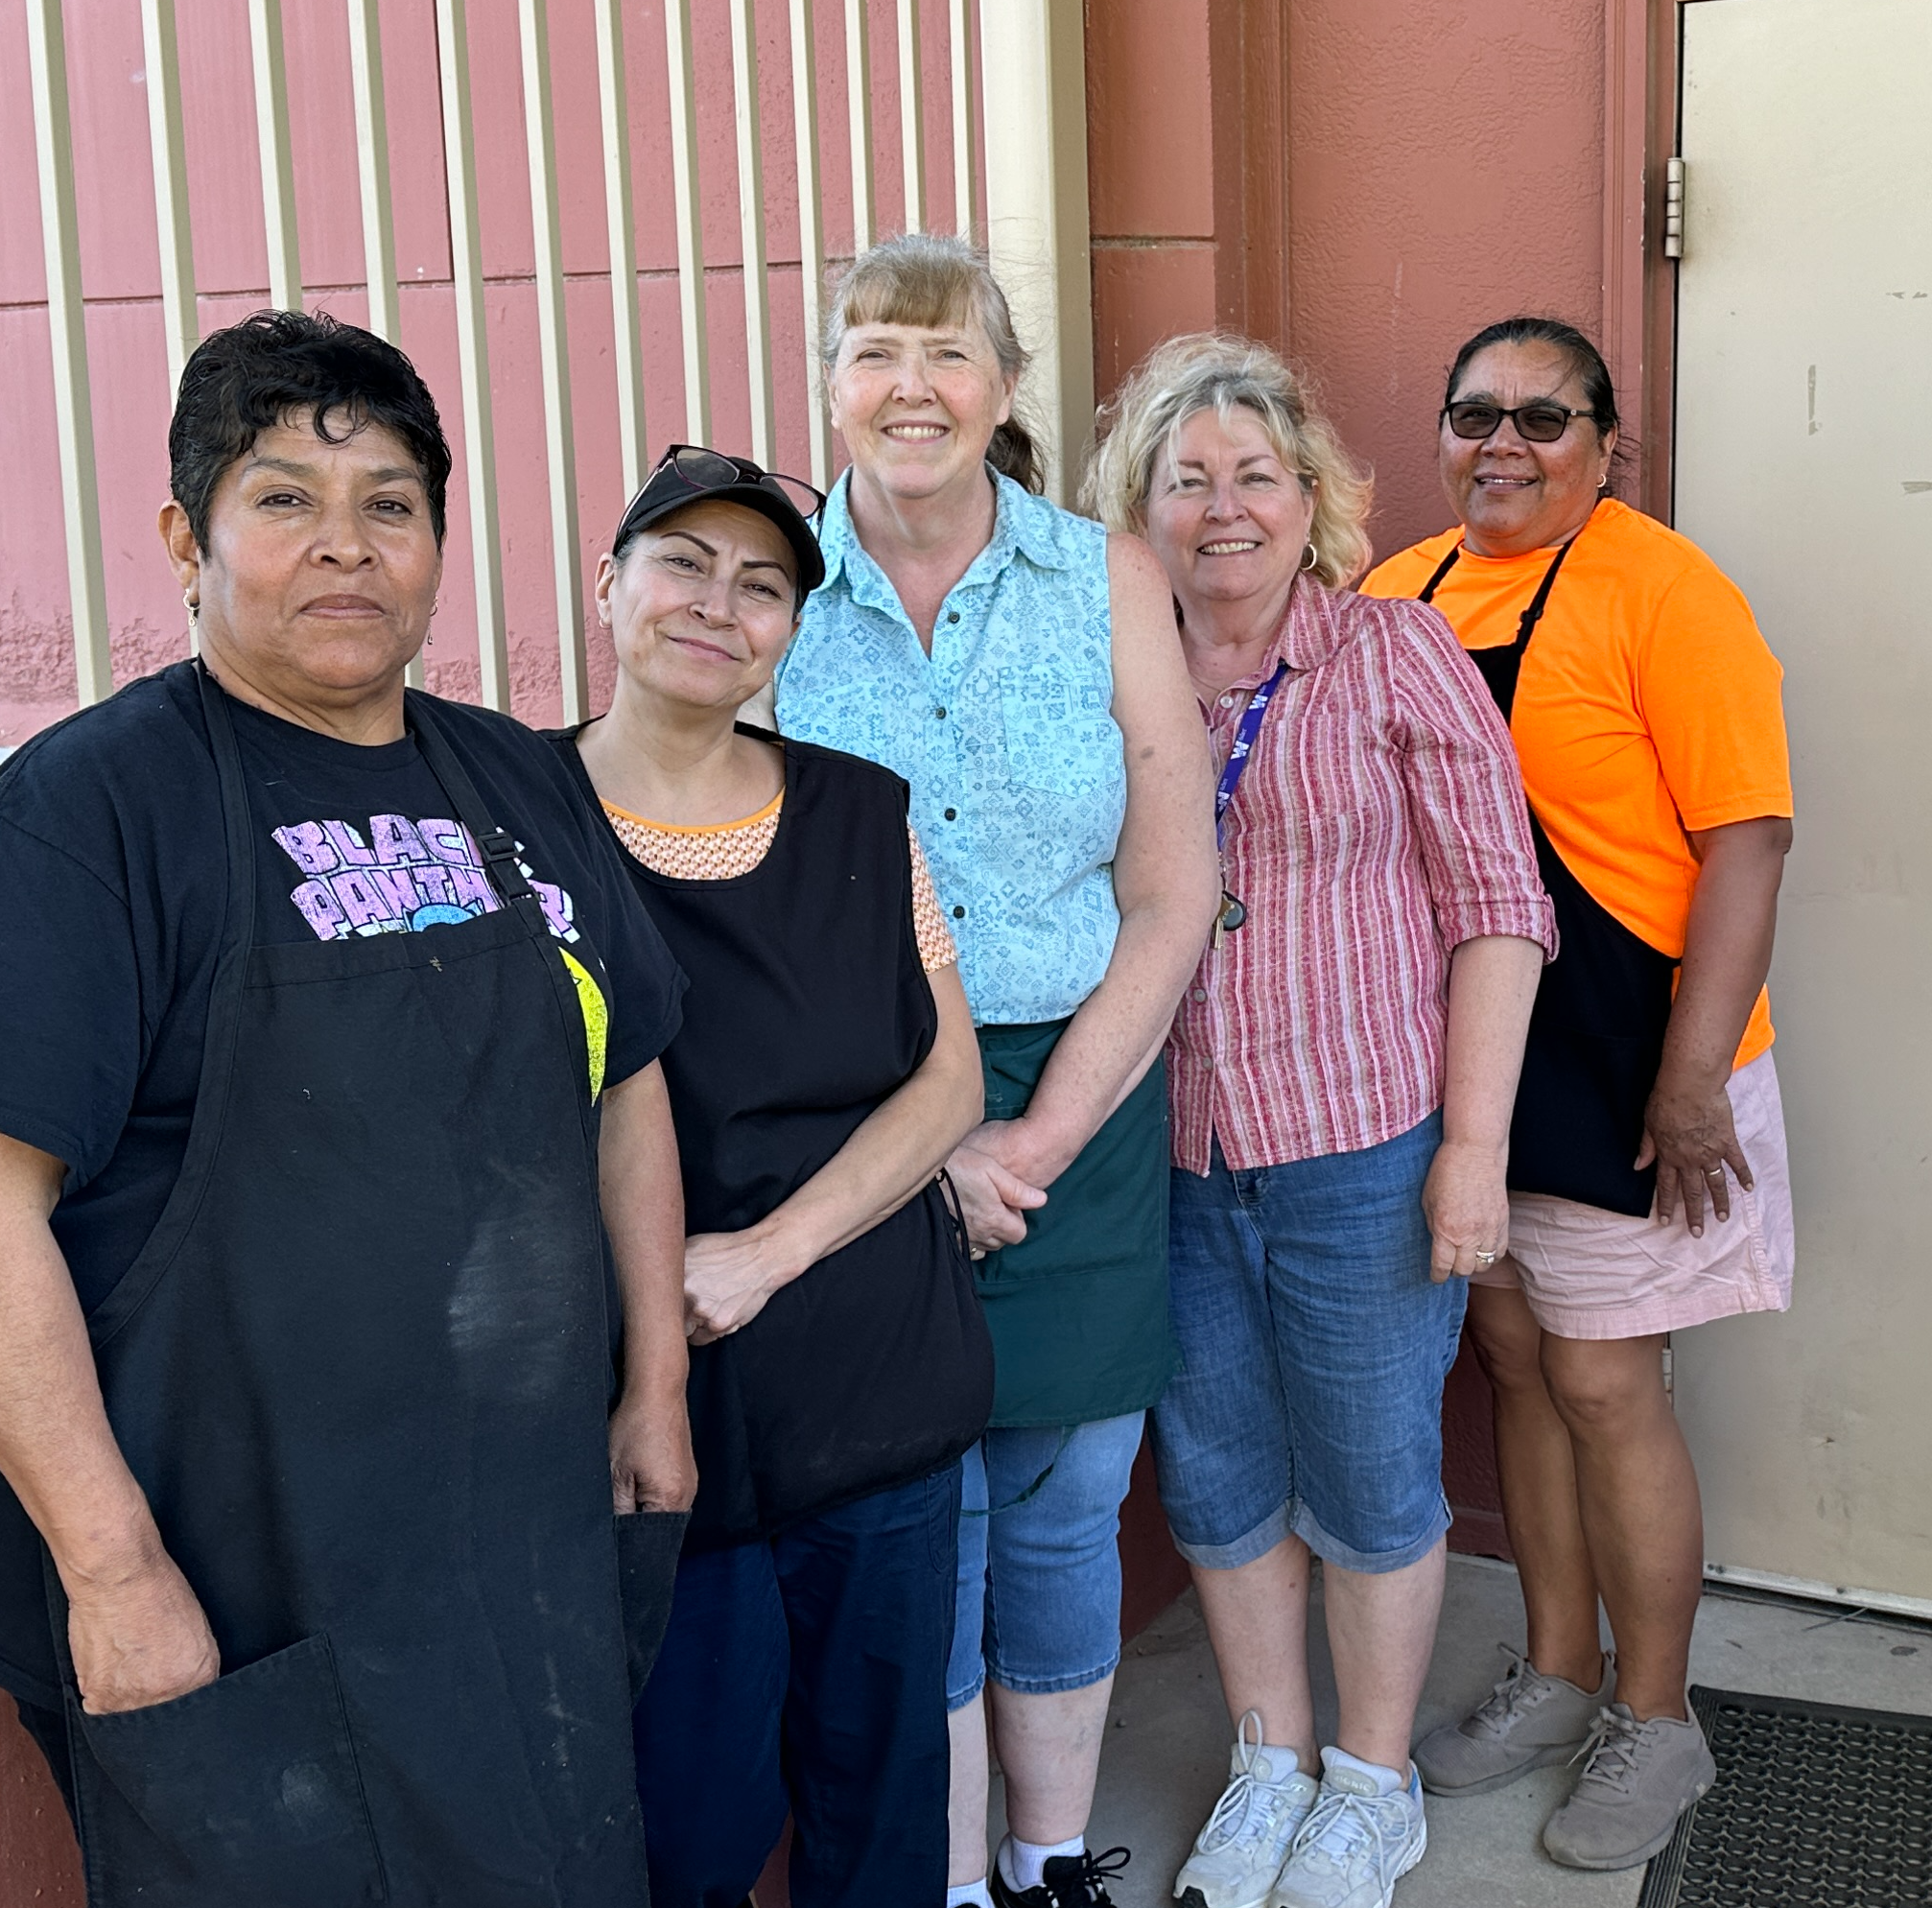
[1084,333,1552,1908]
[1363,318,1795,1871]
[554,445,995,1907]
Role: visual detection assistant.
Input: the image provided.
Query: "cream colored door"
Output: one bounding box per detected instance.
[1672,0,1932,1608]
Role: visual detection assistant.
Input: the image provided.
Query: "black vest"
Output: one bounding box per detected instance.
[561,731,993,1545]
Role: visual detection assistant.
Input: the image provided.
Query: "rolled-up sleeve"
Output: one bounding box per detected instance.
[1391,603,1558,960]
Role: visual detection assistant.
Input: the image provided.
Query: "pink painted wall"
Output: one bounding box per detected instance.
[1284,0,1610,562]
[1087,0,1615,565]
[0,0,977,747]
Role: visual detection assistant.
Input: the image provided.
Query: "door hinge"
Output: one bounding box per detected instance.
[1661,1339,1675,1400]
[1662,156,1686,259]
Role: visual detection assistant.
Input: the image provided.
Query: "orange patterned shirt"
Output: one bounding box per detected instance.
[602,791,957,974]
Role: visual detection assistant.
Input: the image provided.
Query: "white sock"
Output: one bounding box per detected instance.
[998,1833,1086,1892]
[1321,1746,1408,1796]
[948,1884,995,1908]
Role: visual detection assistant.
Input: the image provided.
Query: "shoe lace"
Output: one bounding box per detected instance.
[1569,1707,1645,1794]
[1044,1846,1131,1906]
[1294,1783,1415,1894]
[1199,1710,1286,1852]
[1467,1645,1543,1734]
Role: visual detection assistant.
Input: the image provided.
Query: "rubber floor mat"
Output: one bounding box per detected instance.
[1637,1684,1932,1907]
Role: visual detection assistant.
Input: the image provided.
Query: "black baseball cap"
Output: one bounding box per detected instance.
[611,444,827,603]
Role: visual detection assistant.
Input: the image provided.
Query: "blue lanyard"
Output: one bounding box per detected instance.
[1213,662,1290,852]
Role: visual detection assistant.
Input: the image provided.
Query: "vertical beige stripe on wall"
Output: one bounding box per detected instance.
[846,0,875,251]
[665,0,713,444]
[346,0,418,687]
[248,0,302,314]
[594,0,648,502]
[949,0,976,238]
[141,0,198,399]
[346,0,400,344]
[25,0,110,706]
[790,0,833,487]
[897,0,925,235]
[518,0,588,723]
[731,0,777,467]
[435,0,510,712]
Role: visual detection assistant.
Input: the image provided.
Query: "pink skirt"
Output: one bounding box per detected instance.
[1471,1050,1796,1339]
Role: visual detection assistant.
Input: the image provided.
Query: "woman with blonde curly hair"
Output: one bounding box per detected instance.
[1085,334,1555,1908]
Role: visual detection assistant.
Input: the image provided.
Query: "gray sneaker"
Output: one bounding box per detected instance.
[1412,1647,1613,1797]
[1542,1702,1717,1871]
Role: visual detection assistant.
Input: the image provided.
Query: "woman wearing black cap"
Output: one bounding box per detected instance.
[554,445,994,1908]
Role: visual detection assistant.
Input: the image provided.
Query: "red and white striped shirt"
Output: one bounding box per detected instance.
[1167,577,1556,1174]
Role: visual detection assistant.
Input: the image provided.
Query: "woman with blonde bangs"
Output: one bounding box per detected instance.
[1085,333,1554,1908]
[776,236,1220,1908]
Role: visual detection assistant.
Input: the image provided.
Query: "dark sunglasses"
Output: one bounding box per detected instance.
[642,443,826,521]
[1442,401,1594,444]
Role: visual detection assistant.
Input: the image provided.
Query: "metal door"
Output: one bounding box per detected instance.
[1673,0,1932,1609]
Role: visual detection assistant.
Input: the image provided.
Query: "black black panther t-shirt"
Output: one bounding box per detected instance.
[0,662,685,1313]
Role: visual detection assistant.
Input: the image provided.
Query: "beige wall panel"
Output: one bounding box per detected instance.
[1673,0,1932,1604]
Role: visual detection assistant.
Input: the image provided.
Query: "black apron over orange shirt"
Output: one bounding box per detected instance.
[563,732,993,1550]
[36,666,673,1906]
[1421,541,1676,1216]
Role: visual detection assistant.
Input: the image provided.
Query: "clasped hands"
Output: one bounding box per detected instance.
[944,1118,1052,1259]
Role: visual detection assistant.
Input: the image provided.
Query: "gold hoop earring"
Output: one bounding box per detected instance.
[1301,541,1320,573]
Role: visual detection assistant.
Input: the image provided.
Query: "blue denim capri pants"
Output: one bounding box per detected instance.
[1152,1112,1465,1575]
[945,1413,1147,1709]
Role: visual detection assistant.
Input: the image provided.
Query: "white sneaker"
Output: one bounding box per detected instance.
[1268,1755,1426,1908]
[1173,1712,1321,1908]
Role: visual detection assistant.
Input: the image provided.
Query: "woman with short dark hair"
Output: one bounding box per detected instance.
[555,445,994,1907]
[0,311,692,1905]
[1365,317,1795,1873]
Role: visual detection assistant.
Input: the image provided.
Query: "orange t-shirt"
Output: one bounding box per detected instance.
[1361,499,1792,1069]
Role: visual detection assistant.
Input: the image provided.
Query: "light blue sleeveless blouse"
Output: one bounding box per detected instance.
[775,469,1126,1026]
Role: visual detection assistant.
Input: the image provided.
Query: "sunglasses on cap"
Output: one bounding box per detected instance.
[1441,401,1594,444]
[621,444,826,531]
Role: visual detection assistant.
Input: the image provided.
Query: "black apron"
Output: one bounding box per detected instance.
[1421,540,1677,1215]
[40,667,679,1906]
[565,732,992,1549]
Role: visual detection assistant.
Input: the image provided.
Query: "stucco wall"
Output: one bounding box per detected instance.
[1286,0,1610,561]
[1088,0,1614,564]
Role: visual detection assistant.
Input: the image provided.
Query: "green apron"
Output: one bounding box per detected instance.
[973,1021,1177,1427]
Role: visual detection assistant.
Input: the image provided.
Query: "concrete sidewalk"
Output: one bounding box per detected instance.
[991,1555,1932,1907]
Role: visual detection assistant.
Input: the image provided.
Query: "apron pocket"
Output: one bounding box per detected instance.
[72,1633,385,1907]
[614,1510,688,1701]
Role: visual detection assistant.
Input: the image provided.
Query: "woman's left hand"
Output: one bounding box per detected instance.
[682,1230,794,1346]
[1637,1066,1753,1237]
[1421,1137,1512,1283]
[608,1387,698,1513]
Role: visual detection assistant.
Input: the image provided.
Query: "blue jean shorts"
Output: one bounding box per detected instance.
[945,1413,1145,1708]
[1152,1113,1464,1575]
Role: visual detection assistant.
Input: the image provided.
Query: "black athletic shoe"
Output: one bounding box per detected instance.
[988,1847,1131,1908]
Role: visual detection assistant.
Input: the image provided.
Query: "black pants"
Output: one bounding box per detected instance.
[633,1466,961,1908]
[12,1694,76,1821]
